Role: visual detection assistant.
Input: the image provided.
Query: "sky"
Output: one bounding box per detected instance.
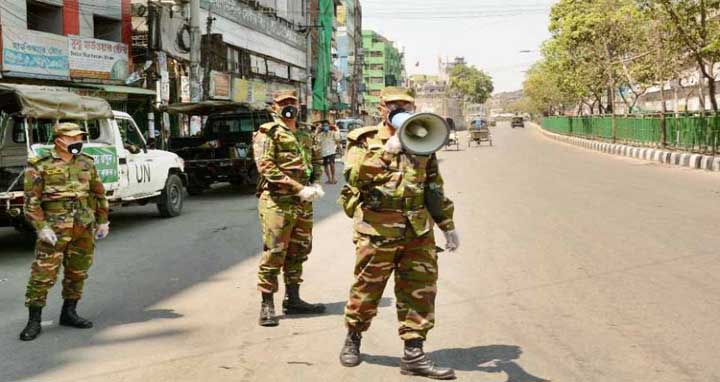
[361,0,557,93]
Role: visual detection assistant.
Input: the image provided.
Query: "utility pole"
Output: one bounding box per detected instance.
[202,6,215,100]
[305,0,314,120]
[189,0,202,102]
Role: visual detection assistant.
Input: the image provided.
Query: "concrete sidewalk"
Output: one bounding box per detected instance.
[538,124,720,172]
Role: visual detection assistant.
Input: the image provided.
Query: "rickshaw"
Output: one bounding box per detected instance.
[444,117,460,151]
[468,119,492,147]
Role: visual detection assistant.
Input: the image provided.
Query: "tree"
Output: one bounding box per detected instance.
[653,0,720,112]
[448,64,494,104]
[547,0,657,140]
[635,1,688,145]
[523,60,573,115]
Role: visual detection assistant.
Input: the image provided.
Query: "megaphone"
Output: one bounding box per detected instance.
[390,111,450,155]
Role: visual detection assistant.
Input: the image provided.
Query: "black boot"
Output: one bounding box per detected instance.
[282,284,325,315]
[19,307,42,341]
[259,293,279,327]
[400,339,456,380]
[339,331,362,367]
[59,299,93,329]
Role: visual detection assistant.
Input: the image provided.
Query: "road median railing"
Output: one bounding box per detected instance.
[542,114,720,155]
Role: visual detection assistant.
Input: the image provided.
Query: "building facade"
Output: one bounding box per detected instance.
[361,30,404,114]
[335,0,363,117]
[131,0,314,136]
[0,0,150,118]
[408,58,466,128]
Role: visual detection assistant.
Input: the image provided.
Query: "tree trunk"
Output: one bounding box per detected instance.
[608,87,617,143]
[618,89,632,116]
[660,82,668,147]
[697,65,707,112]
[706,69,719,112]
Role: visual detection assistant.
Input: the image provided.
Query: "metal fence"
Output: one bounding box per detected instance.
[542,114,720,154]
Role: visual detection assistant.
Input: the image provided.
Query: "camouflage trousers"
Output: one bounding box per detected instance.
[257,192,313,294]
[25,222,95,308]
[344,229,438,341]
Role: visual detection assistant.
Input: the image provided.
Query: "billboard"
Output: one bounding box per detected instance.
[68,36,129,80]
[1,26,70,79]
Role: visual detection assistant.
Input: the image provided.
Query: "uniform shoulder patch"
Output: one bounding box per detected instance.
[347,126,379,143]
[80,152,95,162]
[27,153,51,166]
[258,121,281,134]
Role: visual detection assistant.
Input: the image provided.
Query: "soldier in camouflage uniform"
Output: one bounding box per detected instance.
[19,123,110,341]
[252,90,326,327]
[338,87,460,379]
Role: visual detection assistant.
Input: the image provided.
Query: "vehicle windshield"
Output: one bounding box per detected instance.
[205,112,271,141]
[12,118,110,146]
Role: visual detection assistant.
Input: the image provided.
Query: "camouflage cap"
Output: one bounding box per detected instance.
[380,87,414,103]
[273,89,298,103]
[53,122,87,137]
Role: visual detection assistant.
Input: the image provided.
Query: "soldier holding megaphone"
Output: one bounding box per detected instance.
[338,87,459,380]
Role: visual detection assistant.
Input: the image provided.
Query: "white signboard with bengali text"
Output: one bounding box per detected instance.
[68,36,129,81]
[1,26,69,79]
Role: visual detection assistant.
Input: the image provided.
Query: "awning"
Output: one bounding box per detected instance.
[0,84,113,120]
[158,100,265,115]
[75,84,157,96]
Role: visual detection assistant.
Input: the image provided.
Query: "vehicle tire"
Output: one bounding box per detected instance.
[157,174,184,218]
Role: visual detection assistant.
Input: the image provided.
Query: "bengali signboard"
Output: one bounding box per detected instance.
[1,26,69,79]
[232,78,250,103]
[209,71,231,100]
[68,36,129,81]
[34,146,119,184]
[230,78,298,107]
[203,0,306,49]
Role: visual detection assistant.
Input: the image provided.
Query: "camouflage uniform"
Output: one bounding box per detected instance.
[24,150,109,308]
[253,117,323,294]
[343,123,455,341]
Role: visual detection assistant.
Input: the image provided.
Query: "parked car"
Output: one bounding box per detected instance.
[0,84,187,232]
[511,116,525,128]
[163,101,272,194]
[336,118,364,153]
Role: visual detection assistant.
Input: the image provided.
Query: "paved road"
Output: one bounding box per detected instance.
[1,122,719,382]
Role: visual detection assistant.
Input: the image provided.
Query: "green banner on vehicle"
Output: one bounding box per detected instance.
[34,146,119,184]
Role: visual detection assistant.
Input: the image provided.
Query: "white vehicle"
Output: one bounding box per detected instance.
[0,84,187,232]
[336,118,364,144]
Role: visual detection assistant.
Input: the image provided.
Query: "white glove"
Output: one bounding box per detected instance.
[95,222,110,240]
[311,183,325,200]
[297,186,318,202]
[384,134,402,154]
[38,227,58,246]
[443,230,460,252]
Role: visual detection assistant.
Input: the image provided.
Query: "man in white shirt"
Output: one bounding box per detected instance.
[316,121,341,184]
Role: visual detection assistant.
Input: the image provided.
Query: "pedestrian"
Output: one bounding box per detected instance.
[19,122,110,341]
[338,87,460,379]
[252,90,327,327]
[315,120,341,184]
